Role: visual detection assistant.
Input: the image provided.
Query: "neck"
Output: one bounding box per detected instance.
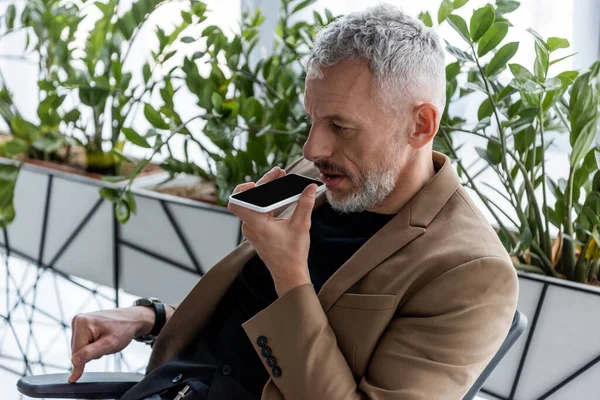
[368,150,436,215]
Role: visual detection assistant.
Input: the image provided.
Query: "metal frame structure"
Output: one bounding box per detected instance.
[0,167,243,382]
[481,273,600,400]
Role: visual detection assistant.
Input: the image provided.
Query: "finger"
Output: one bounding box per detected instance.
[229,201,269,224]
[257,167,286,185]
[232,182,256,195]
[69,317,93,383]
[289,184,318,229]
[69,337,113,383]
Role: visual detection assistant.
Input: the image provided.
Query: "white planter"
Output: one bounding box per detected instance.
[0,160,241,305]
[482,272,600,400]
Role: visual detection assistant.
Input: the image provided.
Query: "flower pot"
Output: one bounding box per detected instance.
[481,272,600,399]
[0,157,241,305]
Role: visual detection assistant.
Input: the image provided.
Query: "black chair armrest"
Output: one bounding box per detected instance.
[17,372,144,399]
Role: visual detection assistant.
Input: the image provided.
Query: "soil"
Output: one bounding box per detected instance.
[0,133,163,181]
[154,180,219,205]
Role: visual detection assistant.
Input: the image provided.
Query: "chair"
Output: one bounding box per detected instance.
[17,310,527,399]
[462,310,528,400]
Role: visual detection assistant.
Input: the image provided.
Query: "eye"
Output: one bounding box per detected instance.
[331,121,347,132]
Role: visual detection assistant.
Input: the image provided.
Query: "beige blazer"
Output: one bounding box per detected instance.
[147,151,519,400]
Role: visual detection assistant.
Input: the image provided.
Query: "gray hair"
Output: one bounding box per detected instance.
[305,3,446,114]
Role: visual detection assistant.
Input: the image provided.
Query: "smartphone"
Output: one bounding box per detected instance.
[228,173,326,213]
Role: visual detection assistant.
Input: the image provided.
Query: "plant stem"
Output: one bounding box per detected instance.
[513,262,546,275]
[563,168,577,279]
[538,112,551,256]
[471,45,531,235]
[573,236,591,283]
[553,104,571,134]
[440,129,516,248]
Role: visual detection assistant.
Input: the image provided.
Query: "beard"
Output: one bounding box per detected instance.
[315,148,403,214]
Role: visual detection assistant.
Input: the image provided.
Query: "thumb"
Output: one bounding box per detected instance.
[290,184,318,228]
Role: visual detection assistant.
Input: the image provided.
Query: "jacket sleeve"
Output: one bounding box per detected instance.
[242,256,518,400]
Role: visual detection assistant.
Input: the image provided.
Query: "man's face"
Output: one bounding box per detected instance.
[303,59,412,213]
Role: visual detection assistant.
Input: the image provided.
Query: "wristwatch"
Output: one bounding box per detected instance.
[132,297,166,345]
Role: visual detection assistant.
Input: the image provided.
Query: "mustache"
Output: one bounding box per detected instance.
[314,161,348,176]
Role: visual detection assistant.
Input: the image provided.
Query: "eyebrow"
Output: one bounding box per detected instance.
[303,109,360,126]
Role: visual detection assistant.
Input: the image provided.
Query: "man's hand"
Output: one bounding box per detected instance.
[69,306,172,383]
[228,167,318,297]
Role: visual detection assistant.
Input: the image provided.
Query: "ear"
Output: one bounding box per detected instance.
[408,103,439,149]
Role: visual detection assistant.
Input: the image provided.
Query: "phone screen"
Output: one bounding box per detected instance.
[230,174,324,207]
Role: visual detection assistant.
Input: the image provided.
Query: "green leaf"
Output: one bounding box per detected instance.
[534,42,549,80]
[5,5,16,30]
[211,92,223,110]
[527,28,548,50]
[1,138,28,157]
[486,42,519,76]
[446,43,474,62]
[32,134,64,154]
[122,127,151,148]
[550,52,577,66]
[99,187,120,202]
[143,104,169,129]
[477,22,509,57]
[129,159,150,185]
[446,62,461,82]
[111,149,132,163]
[496,0,520,15]
[181,36,195,43]
[453,0,470,9]
[509,63,535,80]
[143,63,151,84]
[11,116,38,139]
[126,191,137,215]
[246,140,268,167]
[571,118,599,168]
[291,0,316,15]
[101,175,127,183]
[64,109,81,124]
[116,199,130,224]
[557,70,579,85]
[478,98,494,120]
[418,11,433,28]
[520,226,533,249]
[192,51,205,60]
[547,177,562,199]
[0,164,17,227]
[438,0,454,23]
[548,37,570,52]
[470,5,495,42]
[38,80,55,92]
[447,15,471,44]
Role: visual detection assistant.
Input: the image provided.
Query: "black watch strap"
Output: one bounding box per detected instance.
[149,302,166,337]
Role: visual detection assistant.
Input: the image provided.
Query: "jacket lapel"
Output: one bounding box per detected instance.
[317,151,460,313]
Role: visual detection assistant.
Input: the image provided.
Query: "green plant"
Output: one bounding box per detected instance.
[114,0,335,213]
[421,0,600,284]
[0,0,207,225]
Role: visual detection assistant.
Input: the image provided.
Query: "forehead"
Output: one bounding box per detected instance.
[304,59,376,113]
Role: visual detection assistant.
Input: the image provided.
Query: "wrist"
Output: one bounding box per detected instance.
[131,306,156,337]
[274,271,311,297]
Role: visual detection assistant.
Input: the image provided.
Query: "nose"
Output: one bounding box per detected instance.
[302,124,334,162]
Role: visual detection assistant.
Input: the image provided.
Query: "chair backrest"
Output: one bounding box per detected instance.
[462,310,528,400]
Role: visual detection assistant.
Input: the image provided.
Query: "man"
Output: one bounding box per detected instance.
[69,4,518,399]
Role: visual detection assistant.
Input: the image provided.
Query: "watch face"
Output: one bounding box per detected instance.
[134,298,154,307]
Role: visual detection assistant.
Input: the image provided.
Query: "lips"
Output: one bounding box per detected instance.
[319,173,345,189]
